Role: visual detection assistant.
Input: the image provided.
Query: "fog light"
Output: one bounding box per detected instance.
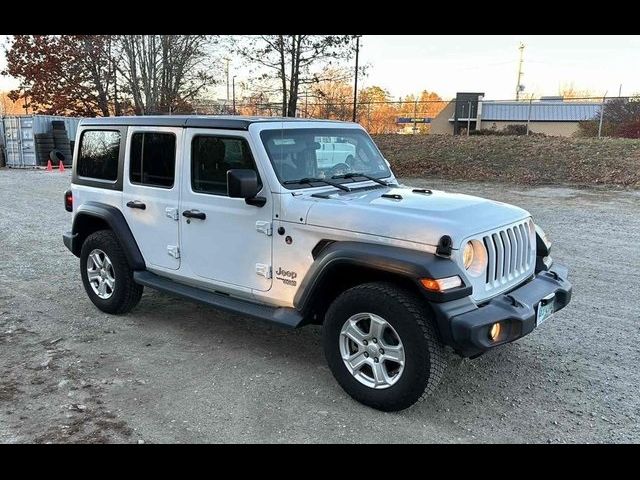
[489,322,502,341]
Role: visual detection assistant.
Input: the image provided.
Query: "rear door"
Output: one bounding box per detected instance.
[122,126,182,271]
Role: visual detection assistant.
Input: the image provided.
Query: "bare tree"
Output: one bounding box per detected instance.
[236,35,353,117]
[77,35,115,116]
[116,35,217,114]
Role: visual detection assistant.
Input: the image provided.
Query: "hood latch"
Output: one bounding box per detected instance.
[436,235,453,258]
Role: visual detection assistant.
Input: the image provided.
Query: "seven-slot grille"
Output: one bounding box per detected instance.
[482,219,535,291]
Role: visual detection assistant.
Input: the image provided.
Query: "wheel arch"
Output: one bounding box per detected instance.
[72,202,145,270]
[295,241,471,325]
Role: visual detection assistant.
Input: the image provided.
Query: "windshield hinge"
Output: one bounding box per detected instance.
[256,263,272,278]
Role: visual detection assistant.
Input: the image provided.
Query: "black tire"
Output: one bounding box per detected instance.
[323,282,446,411]
[80,230,143,314]
[49,150,66,163]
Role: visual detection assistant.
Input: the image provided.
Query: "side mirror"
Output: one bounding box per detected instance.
[227,169,260,199]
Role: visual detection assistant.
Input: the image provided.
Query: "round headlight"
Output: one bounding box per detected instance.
[463,241,474,269]
[462,240,488,277]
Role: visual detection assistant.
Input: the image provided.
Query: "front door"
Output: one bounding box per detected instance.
[179,129,272,291]
[122,126,181,271]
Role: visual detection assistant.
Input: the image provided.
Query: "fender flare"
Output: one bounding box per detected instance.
[71,201,145,270]
[293,241,471,313]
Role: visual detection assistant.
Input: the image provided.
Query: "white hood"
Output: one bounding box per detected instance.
[303,186,531,249]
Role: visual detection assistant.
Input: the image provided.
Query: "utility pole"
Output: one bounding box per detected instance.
[225,58,230,104]
[232,76,237,115]
[515,42,525,101]
[526,95,533,135]
[413,96,418,134]
[352,35,361,123]
[598,91,607,139]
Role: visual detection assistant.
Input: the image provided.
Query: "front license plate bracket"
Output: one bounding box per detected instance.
[536,293,556,326]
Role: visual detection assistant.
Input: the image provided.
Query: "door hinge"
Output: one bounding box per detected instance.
[255,263,272,279]
[167,245,180,259]
[256,221,272,236]
[165,207,179,221]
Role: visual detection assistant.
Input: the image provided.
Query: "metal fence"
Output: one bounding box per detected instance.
[190,95,640,138]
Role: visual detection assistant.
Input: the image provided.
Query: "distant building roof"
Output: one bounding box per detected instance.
[481,101,601,122]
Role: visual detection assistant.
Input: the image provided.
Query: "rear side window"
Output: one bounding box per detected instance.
[191,136,261,195]
[129,132,176,188]
[77,130,121,181]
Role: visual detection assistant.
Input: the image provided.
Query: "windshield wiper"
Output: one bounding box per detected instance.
[283,177,351,192]
[332,172,392,186]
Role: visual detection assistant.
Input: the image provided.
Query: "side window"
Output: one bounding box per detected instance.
[191,135,262,195]
[129,132,176,188]
[77,130,120,181]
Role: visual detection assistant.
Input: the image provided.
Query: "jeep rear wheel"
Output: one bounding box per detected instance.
[80,230,143,314]
[323,282,446,411]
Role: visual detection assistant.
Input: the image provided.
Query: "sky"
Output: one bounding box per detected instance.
[1,35,639,101]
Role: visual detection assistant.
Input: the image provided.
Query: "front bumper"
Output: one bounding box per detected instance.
[431,263,572,357]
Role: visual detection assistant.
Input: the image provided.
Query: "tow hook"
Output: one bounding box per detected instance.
[505,294,524,308]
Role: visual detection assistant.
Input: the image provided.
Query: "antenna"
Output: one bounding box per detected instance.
[516,42,525,101]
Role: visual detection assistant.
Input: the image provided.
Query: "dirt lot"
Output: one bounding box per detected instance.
[1,169,639,443]
[374,134,640,188]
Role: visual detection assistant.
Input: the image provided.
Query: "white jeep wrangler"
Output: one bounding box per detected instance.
[63,116,572,411]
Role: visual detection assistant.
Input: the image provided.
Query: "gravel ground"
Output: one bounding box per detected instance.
[1,169,639,444]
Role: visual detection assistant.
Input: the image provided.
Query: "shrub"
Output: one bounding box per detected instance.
[578,97,640,138]
[616,120,640,139]
[471,124,544,137]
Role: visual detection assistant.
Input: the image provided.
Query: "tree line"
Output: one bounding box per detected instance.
[1,35,446,133]
[2,35,355,117]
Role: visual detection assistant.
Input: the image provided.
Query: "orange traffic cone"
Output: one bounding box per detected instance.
[46,160,53,172]
[59,161,65,172]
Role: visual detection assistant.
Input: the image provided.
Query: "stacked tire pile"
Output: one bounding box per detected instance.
[52,120,73,165]
[34,120,73,166]
[34,132,55,166]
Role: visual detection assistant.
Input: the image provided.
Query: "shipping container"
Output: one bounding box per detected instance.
[0,115,82,168]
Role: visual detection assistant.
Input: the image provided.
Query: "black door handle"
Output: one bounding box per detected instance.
[126,200,146,210]
[182,209,206,220]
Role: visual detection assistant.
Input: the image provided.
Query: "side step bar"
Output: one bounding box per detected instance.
[133,271,304,329]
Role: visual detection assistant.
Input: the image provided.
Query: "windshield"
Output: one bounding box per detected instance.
[260,128,392,188]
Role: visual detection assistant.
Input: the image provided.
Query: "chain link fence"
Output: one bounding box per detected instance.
[180,95,640,138]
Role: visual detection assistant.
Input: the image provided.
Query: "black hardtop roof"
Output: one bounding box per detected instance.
[79,115,353,130]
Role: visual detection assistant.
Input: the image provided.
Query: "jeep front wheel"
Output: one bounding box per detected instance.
[80,230,143,314]
[323,282,446,411]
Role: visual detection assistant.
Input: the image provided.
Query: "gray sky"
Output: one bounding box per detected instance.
[356,35,640,99]
[2,35,639,101]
